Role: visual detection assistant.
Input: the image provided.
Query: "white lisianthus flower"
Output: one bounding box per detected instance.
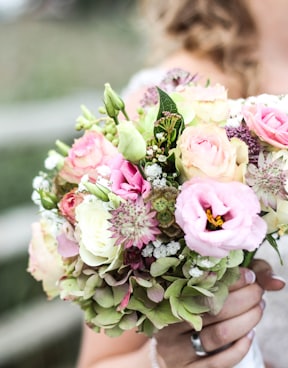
[76,199,118,267]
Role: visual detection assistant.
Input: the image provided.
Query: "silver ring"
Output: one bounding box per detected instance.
[191,333,208,357]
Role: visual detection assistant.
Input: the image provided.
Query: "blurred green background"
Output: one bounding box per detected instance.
[0,1,145,366]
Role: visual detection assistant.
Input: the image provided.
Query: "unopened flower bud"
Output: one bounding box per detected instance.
[80,105,95,120]
[117,121,146,163]
[55,140,70,156]
[38,190,58,210]
[84,182,110,202]
[104,83,125,111]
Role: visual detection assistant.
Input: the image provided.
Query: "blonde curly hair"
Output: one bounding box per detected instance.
[139,0,259,96]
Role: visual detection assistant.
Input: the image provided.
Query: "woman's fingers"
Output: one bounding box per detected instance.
[203,283,264,325]
[250,259,286,290]
[155,297,264,367]
[228,267,256,292]
[186,334,254,368]
[197,302,264,353]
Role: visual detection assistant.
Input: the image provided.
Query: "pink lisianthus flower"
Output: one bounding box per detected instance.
[59,130,118,184]
[175,178,267,258]
[28,220,65,299]
[58,189,85,224]
[110,154,151,200]
[243,104,288,149]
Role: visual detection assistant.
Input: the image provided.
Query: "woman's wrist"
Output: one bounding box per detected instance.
[149,338,166,368]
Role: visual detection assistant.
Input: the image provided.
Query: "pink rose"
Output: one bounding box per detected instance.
[58,189,85,224]
[110,154,151,200]
[28,220,65,299]
[175,124,248,182]
[59,130,118,184]
[243,104,288,149]
[175,178,267,258]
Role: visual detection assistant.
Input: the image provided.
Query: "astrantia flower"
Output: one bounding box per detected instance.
[246,151,288,209]
[225,123,260,165]
[109,198,160,249]
[159,68,196,93]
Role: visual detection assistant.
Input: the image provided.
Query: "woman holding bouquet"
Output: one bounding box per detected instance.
[77,1,287,367]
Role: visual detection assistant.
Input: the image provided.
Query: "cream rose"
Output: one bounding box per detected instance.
[171,84,229,125]
[175,124,248,182]
[75,199,118,267]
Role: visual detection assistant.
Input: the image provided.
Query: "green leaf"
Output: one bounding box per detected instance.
[197,273,218,289]
[187,285,214,297]
[112,284,129,306]
[177,303,203,331]
[156,87,179,119]
[227,250,244,268]
[181,296,210,314]
[146,300,180,329]
[133,276,153,288]
[105,326,124,337]
[139,318,156,337]
[93,287,114,308]
[150,257,180,277]
[265,234,284,265]
[127,296,152,314]
[92,306,123,327]
[147,283,165,303]
[220,267,241,288]
[204,282,229,315]
[119,312,138,330]
[164,279,187,298]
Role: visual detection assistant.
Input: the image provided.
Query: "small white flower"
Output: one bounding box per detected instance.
[32,175,49,191]
[198,259,214,268]
[145,163,162,179]
[152,177,167,188]
[152,239,162,248]
[158,155,167,162]
[156,132,165,140]
[189,266,204,278]
[166,241,181,255]
[153,244,168,259]
[44,152,62,170]
[141,244,154,257]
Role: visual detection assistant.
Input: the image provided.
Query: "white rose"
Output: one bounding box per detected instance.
[76,199,118,267]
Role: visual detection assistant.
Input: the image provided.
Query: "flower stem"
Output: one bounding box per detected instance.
[241,250,257,268]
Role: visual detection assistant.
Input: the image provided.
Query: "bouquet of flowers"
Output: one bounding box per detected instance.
[28,68,287,337]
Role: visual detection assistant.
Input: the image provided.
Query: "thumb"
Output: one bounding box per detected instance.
[250,259,286,291]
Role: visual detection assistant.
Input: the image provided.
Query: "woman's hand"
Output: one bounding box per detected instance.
[154,259,285,368]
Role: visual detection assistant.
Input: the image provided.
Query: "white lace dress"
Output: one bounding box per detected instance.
[123,68,288,368]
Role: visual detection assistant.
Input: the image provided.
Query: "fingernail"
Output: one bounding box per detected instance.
[271,274,286,287]
[260,299,266,311]
[245,269,256,284]
[247,329,255,340]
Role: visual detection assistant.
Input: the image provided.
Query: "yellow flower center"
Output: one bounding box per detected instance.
[206,208,224,230]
